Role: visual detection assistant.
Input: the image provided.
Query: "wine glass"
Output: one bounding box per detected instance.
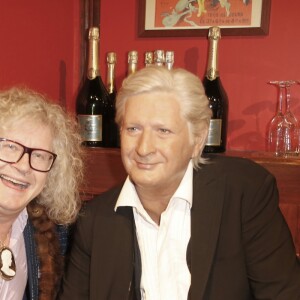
[283,80,300,157]
[267,80,300,157]
[267,81,286,157]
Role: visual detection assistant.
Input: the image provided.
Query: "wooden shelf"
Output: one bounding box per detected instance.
[80,147,126,200]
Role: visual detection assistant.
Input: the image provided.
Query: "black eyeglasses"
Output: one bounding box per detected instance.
[0,138,57,172]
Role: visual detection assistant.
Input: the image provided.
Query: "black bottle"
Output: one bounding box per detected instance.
[106,52,119,147]
[76,27,112,147]
[203,26,228,153]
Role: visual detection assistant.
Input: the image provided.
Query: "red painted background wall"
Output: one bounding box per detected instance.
[1,1,300,152]
[0,1,81,111]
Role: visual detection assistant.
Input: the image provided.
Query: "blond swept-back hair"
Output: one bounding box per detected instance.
[0,87,83,224]
[116,66,212,168]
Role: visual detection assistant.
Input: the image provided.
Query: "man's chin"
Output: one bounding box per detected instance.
[129,175,158,188]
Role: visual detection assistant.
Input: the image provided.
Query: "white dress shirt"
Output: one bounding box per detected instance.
[0,208,28,300]
[115,161,193,300]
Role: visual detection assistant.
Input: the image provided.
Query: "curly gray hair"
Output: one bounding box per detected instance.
[0,87,84,224]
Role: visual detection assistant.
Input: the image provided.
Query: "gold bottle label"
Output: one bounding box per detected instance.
[78,115,102,142]
[206,119,222,146]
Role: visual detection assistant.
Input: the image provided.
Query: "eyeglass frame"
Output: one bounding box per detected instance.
[0,138,57,173]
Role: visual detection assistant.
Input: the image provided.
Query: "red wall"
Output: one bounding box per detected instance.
[0,1,81,112]
[1,1,300,152]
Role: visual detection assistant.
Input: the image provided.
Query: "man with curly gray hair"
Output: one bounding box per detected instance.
[0,87,83,299]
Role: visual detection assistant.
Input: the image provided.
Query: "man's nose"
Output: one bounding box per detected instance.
[136,130,156,157]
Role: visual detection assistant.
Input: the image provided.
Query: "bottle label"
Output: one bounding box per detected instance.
[78,115,102,142]
[206,119,222,146]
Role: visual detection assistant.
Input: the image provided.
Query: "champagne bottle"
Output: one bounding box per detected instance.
[165,51,174,70]
[144,51,153,67]
[203,26,228,153]
[127,51,138,76]
[106,52,119,147]
[76,27,111,147]
[153,50,165,66]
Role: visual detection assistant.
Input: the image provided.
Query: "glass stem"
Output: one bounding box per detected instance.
[278,85,284,115]
[285,85,291,113]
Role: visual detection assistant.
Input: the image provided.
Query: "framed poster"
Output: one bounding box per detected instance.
[138,0,271,37]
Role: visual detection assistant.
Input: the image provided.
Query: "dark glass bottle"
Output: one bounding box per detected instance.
[106,52,119,147]
[203,26,228,153]
[76,27,111,147]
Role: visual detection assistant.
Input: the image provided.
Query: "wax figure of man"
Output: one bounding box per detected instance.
[0,88,83,300]
[59,66,300,300]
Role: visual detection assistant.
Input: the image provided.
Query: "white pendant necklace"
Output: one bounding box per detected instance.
[0,231,16,281]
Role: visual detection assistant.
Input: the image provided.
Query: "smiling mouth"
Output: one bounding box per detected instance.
[135,161,157,169]
[0,174,30,190]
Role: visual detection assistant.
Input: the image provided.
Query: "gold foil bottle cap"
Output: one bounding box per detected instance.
[107,52,117,64]
[89,27,100,39]
[165,51,174,70]
[87,27,100,79]
[208,26,221,40]
[154,50,165,66]
[127,51,138,75]
[145,51,154,66]
[128,51,138,64]
[206,27,221,80]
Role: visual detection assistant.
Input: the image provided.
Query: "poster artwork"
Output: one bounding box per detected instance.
[155,0,252,28]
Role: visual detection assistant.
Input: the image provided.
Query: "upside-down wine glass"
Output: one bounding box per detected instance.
[283,80,300,156]
[268,81,284,156]
[267,80,300,157]
[267,81,286,157]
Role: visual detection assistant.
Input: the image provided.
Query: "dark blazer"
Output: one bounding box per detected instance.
[59,155,300,300]
[22,219,68,300]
